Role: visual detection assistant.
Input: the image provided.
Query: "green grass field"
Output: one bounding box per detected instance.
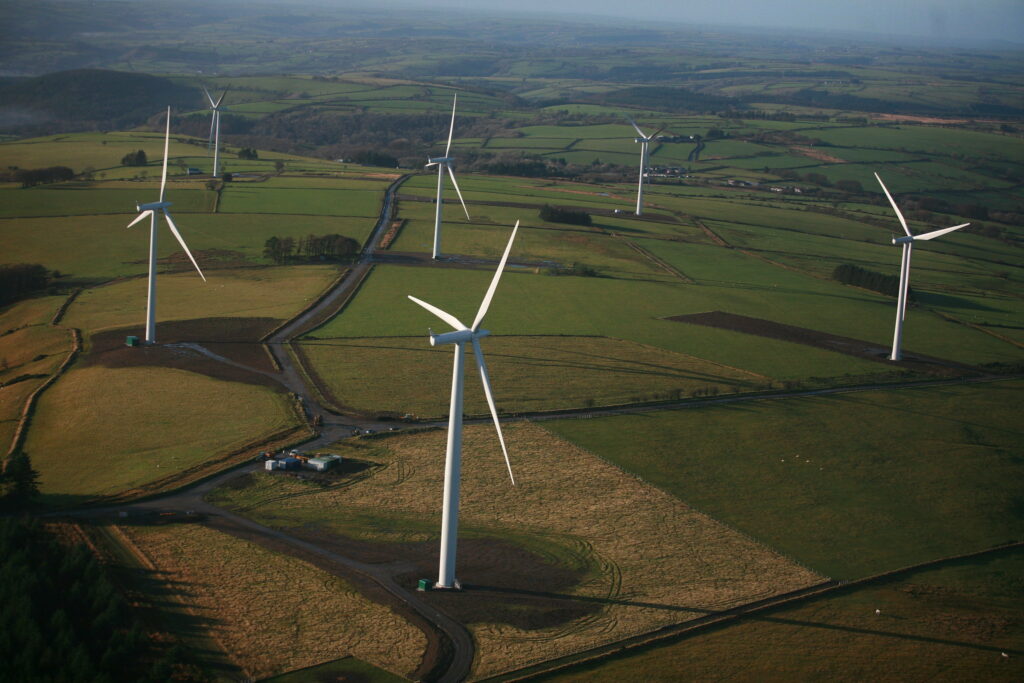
[295,335,764,417]
[63,266,338,338]
[306,264,890,382]
[545,380,1024,579]
[26,365,299,503]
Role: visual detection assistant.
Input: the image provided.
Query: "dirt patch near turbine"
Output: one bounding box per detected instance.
[668,311,972,374]
[85,317,283,389]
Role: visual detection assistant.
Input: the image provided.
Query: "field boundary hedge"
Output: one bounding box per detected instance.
[6,326,80,459]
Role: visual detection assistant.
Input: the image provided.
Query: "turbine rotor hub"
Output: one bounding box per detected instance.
[137,200,172,212]
[430,328,489,347]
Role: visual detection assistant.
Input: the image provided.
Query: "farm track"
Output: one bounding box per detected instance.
[48,173,1023,681]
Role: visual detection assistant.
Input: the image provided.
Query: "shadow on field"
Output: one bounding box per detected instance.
[913,291,999,312]
[469,584,1021,656]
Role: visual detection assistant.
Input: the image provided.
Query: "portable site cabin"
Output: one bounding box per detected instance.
[265,459,279,471]
[307,454,343,472]
[280,457,301,471]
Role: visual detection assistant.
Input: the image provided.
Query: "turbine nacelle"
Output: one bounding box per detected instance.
[427,156,454,166]
[430,328,490,347]
[137,200,172,212]
[893,235,914,245]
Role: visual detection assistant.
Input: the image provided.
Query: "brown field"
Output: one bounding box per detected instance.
[295,335,764,418]
[791,146,847,164]
[86,317,282,384]
[118,522,426,680]
[217,423,823,678]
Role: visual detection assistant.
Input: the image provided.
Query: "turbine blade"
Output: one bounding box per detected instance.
[649,126,667,139]
[202,86,216,108]
[163,211,206,281]
[127,210,153,229]
[914,222,970,241]
[160,107,171,203]
[874,172,911,237]
[473,338,514,485]
[446,165,471,220]
[215,87,228,108]
[407,295,467,331]
[472,221,519,331]
[445,93,457,157]
[208,115,216,151]
[626,117,646,138]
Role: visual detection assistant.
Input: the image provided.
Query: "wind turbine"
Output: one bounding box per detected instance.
[408,221,519,589]
[127,107,207,344]
[875,172,969,361]
[426,94,470,260]
[628,118,665,216]
[202,86,229,177]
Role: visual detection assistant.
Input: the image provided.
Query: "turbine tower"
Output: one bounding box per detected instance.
[203,86,229,178]
[127,107,207,344]
[408,221,520,589]
[427,94,470,260]
[875,172,969,361]
[628,118,665,216]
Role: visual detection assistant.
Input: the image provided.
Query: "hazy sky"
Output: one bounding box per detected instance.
[392,0,1024,46]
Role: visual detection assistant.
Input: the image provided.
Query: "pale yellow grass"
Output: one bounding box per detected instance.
[263,423,824,678]
[64,265,337,337]
[120,523,425,680]
[26,365,298,499]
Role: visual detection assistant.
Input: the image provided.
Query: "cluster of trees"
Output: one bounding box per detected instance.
[544,262,601,278]
[832,263,903,298]
[0,263,50,306]
[2,166,76,188]
[0,516,195,681]
[539,204,592,226]
[0,451,39,511]
[237,147,258,160]
[263,234,360,264]
[121,149,148,166]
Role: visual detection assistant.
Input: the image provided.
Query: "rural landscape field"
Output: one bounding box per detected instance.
[0,0,1022,680]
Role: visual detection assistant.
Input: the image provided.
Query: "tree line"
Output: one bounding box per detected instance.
[0,166,76,188]
[0,516,195,681]
[0,263,50,306]
[832,263,904,298]
[539,204,592,226]
[263,234,360,265]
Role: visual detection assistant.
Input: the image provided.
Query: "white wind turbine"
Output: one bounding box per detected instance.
[427,94,471,260]
[127,107,207,344]
[875,172,969,361]
[628,117,666,216]
[408,221,519,589]
[202,86,229,177]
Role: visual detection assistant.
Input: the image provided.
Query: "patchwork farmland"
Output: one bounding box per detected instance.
[1,4,1022,680]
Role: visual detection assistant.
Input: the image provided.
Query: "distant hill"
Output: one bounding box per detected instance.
[0,69,201,133]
